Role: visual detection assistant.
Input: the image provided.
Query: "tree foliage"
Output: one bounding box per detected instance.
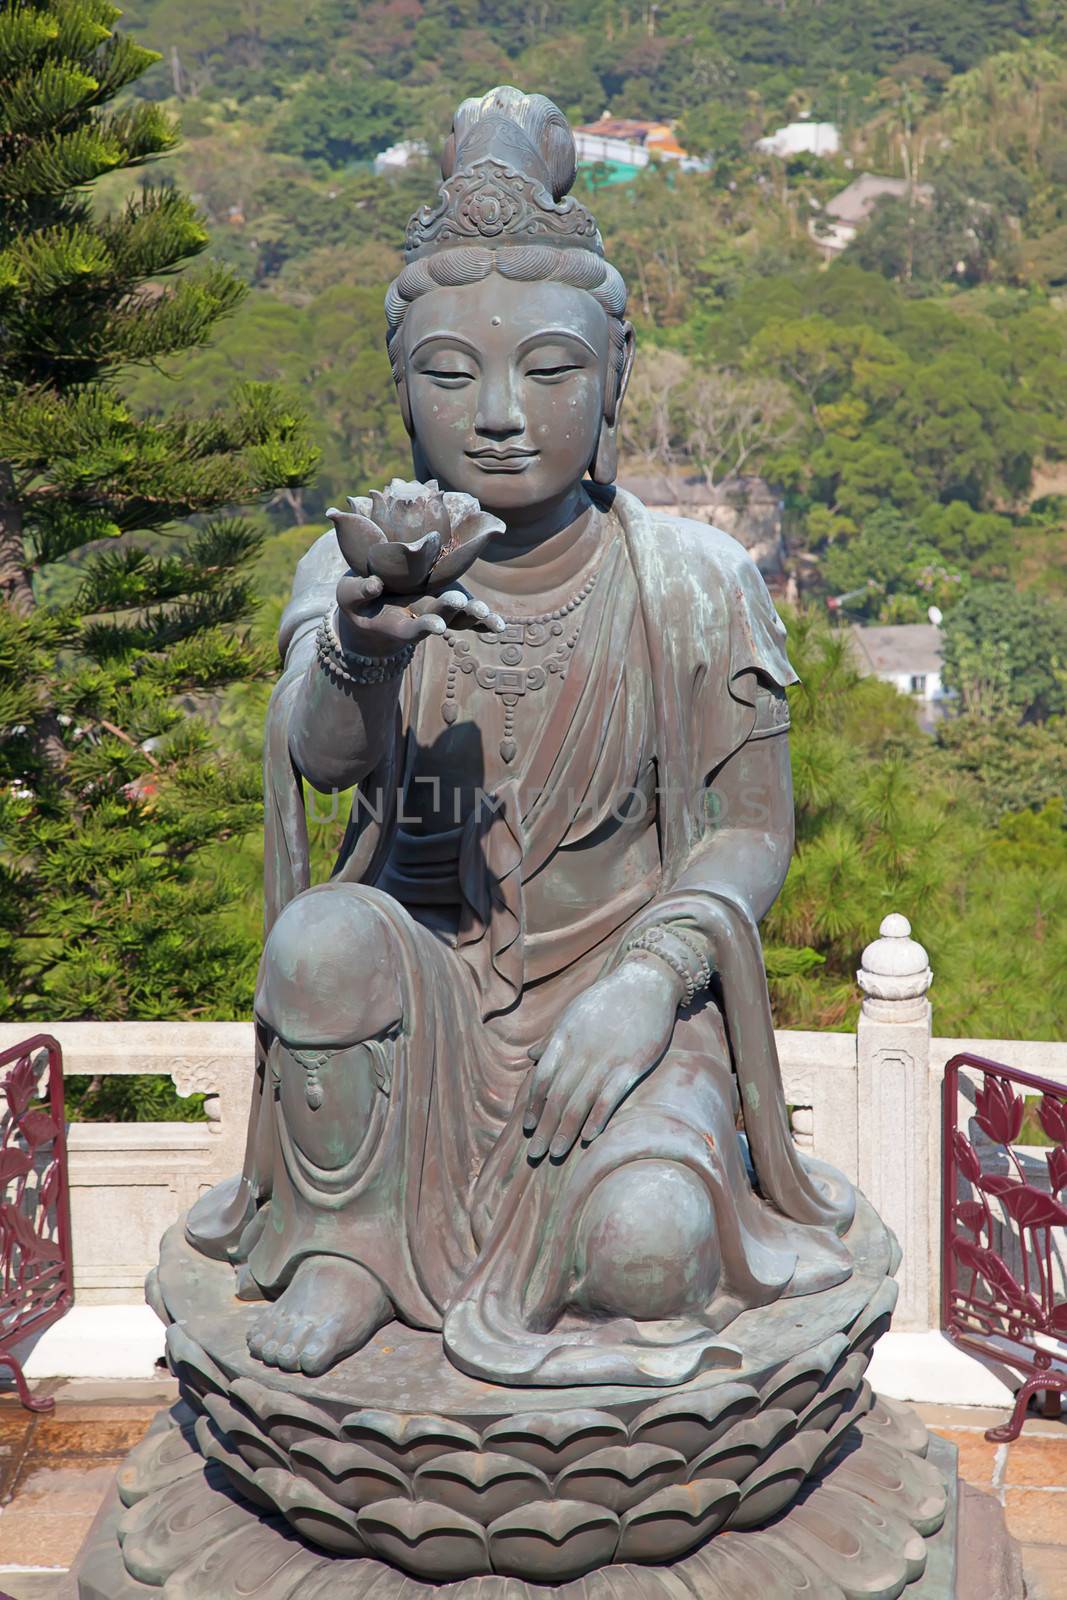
[0,0,318,1029]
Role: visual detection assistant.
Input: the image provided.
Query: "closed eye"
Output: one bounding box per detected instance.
[526,364,583,381]
[420,368,475,384]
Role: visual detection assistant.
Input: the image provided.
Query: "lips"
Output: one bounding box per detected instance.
[467,448,539,472]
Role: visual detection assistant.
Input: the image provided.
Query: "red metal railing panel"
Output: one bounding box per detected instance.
[943,1051,1067,1441]
[0,1034,73,1411]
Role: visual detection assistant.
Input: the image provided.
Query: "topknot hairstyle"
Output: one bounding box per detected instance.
[385,86,630,389]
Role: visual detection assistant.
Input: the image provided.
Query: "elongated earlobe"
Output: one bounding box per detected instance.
[589,422,618,485]
[589,320,635,486]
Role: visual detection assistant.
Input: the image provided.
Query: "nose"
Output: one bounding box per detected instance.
[474,367,524,439]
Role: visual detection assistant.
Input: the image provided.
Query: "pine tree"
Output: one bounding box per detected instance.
[0,0,318,1027]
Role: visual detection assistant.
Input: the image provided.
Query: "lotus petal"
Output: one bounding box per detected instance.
[116,1418,202,1508]
[726,1430,826,1530]
[629,1382,760,1459]
[430,526,498,586]
[370,479,451,543]
[340,1408,479,1471]
[481,1409,626,1475]
[255,1467,367,1556]
[357,1496,489,1578]
[367,532,442,592]
[289,1437,409,1511]
[413,1449,551,1524]
[487,1499,619,1582]
[327,509,386,576]
[118,1466,249,1586]
[616,1477,739,1563]
[200,1390,287,1473]
[556,1443,686,1513]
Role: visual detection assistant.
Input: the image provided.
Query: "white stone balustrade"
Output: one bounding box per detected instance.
[3,921,1067,1399]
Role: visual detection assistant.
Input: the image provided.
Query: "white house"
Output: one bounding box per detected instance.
[756,121,840,159]
[849,622,953,724]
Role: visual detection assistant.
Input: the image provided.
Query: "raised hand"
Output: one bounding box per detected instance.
[328,478,506,659]
[335,573,504,658]
[522,958,683,1162]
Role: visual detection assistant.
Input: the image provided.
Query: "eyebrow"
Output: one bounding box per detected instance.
[516,329,598,358]
[408,333,481,360]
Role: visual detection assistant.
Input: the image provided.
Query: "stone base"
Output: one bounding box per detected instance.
[62,1402,1024,1600]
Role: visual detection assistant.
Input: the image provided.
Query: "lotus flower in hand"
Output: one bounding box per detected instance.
[327,479,505,593]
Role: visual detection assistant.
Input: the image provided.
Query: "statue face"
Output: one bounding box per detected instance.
[401,272,613,514]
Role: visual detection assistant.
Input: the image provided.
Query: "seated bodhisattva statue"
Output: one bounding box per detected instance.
[187,86,856,1388]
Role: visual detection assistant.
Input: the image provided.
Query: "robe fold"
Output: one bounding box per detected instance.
[189,487,856,1386]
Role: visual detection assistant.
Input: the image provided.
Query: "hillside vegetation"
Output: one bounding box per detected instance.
[11,0,1067,1059]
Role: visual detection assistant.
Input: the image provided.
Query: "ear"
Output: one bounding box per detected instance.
[396,375,414,436]
[590,320,635,486]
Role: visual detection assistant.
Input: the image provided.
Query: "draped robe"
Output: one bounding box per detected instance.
[191,488,856,1386]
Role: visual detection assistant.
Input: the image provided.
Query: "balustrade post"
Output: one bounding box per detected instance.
[856,914,934,1332]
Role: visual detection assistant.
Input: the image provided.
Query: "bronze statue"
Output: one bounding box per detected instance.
[186,83,854,1386]
[68,87,1022,1600]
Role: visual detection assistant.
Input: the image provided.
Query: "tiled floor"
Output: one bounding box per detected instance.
[0,1385,1062,1596]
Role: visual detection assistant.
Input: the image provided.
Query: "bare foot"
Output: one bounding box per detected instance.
[246,1257,391,1375]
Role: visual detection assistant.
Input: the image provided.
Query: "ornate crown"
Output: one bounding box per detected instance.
[403,87,604,263]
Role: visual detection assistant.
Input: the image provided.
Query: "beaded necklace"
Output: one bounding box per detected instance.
[441,564,600,764]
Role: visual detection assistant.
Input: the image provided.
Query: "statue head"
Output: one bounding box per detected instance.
[385,87,634,517]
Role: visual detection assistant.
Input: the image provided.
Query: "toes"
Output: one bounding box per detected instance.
[298,1313,345,1375]
[259,1337,283,1367]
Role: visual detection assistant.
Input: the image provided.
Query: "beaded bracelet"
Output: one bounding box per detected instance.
[315,612,415,687]
[624,923,713,1008]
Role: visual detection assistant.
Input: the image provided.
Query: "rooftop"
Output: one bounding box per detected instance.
[825,171,935,227]
[850,622,944,676]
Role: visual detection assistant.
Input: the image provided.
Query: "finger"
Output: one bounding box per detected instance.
[550,1072,609,1160]
[411,589,468,618]
[528,1055,587,1160]
[524,1037,564,1133]
[580,1064,645,1145]
[364,608,447,646]
[337,573,384,612]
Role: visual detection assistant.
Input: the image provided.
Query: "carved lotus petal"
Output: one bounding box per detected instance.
[341,1408,479,1471]
[726,1430,826,1531]
[556,1443,686,1514]
[118,1467,249,1586]
[413,1449,551,1524]
[200,1390,287,1473]
[629,1382,760,1460]
[230,1376,339,1451]
[689,1407,797,1486]
[370,479,452,543]
[430,523,498,586]
[330,480,504,589]
[760,1334,849,1415]
[138,1512,325,1600]
[165,1324,227,1402]
[687,1532,833,1597]
[357,1495,490,1578]
[194,1414,278,1512]
[799,1352,870,1435]
[783,1483,924,1589]
[289,1437,409,1511]
[830,1435,947,1538]
[616,1477,740,1564]
[366,530,442,590]
[327,508,386,576]
[846,1277,898,1358]
[487,1498,620,1582]
[116,1416,201,1507]
[255,1466,367,1556]
[859,1395,929,1457]
[481,1409,626,1475]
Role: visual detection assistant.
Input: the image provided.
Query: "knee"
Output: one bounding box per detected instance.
[256,884,403,1047]
[573,1160,721,1321]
